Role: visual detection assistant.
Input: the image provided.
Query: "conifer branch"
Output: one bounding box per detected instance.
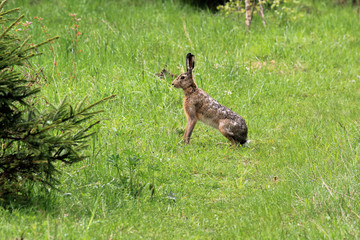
[0,0,9,11]
[26,36,59,51]
[0,14,23,39]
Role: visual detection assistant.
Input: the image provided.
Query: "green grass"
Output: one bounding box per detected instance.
[1,0,360,239]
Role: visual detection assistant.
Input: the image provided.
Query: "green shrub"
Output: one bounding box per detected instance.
[217,0,305,23]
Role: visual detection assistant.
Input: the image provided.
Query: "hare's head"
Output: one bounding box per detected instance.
[172,53,196,89]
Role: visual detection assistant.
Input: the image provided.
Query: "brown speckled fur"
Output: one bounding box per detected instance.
[172,53,248,145]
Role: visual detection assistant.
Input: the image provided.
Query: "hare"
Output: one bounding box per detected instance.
[172,53,248,145]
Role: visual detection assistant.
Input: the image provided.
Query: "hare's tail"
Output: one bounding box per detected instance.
[243,139,253,147]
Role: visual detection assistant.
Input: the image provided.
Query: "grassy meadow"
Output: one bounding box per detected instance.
[1,0,360,238]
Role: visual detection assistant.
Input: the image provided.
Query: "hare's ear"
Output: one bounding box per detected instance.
[186,53,195,73]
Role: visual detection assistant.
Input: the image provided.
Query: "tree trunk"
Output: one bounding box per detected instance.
[258,0,266,27]
[245,0,252,30]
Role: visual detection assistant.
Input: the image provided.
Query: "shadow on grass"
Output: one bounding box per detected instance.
[0,186,59,212]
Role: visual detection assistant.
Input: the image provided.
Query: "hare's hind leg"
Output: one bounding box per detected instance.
[218,119,237,145]
[218,119,247,146]
[232,134,247,145]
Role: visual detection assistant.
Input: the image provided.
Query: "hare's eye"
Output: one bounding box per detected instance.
[180,76,185,80]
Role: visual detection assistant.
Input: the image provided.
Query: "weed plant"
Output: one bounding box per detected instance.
[1,0,359,239]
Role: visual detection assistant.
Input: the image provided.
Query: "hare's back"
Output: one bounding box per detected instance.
[195,89,245,127]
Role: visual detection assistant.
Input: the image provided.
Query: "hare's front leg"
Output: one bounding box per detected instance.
[183,106,197,144]
[184,117,197,144]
